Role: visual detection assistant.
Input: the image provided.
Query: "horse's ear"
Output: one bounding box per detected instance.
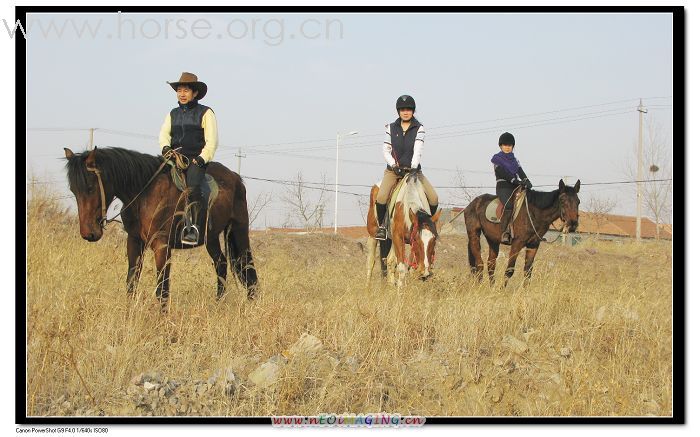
[85,148,96,167]
[559,179,565,192]
[431,208,443,224]
[574,179,581,193]
[409,209,418,225]
[63,148,74,159]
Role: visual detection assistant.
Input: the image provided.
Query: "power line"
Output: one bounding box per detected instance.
[26,176,672,189]
[28,95,673,153]
[234,106,639,158]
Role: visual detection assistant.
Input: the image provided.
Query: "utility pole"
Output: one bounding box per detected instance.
[88,128,95,150]
[636,99,647,241]
[234,147,246,175]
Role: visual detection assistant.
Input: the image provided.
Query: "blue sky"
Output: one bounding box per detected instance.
[25,12,674,227]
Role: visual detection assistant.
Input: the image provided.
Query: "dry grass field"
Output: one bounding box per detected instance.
[26,189,673,417]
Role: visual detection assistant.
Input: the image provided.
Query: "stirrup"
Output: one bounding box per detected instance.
[375,226,388,241]
[500,232,511,245]
[181,225,200,245]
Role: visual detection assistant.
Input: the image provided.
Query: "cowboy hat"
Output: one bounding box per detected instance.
[167,72,207,100]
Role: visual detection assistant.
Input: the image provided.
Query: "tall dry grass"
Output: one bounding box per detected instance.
[26,188,673,417]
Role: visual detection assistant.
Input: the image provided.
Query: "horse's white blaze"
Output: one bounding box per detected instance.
[421,229,432,274]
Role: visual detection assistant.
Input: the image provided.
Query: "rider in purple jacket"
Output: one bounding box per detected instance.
[491,132,533,244]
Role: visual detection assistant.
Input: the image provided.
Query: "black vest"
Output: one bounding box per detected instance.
[388,117,422,170]
[169,101,211,158]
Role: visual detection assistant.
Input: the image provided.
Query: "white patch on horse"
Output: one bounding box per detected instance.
[421,228,432,272]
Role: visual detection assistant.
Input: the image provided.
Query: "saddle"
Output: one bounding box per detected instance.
[485,189,526,224]
[168,162,220,229]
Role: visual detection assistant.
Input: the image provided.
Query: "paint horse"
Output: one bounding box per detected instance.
[64,147,258,308]
[366,172,442,287]
[463,179,580,287]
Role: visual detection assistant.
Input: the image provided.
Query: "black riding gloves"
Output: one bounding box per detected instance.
[521,178,533,190]
[161,145,173,156]
[192,156,206,168]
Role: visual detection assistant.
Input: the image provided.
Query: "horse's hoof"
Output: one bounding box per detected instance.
[247,288,258,300]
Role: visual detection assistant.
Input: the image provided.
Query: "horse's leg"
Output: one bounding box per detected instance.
[152,240,172,310]
[523,242,540,287]
[126,235,144,296]
[487,240,500,286]
[366,236,377,287]
[227,224,259,299]
[379,239,391,278]
[390,226,407,288]
[503,241,525,289]
[206,235,228,300]
[467,226,484,281]
[386,244,397,286]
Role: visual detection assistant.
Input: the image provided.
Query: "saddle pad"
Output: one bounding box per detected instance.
[485,190,526,224]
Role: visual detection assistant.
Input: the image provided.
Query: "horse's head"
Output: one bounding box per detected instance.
[64,147,112,242]
[558,179,581,233]
[409,208,442,280]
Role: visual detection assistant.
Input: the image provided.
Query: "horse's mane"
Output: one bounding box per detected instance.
[527,188,560,210]
[403,176,438,235]
[65,147,163,195]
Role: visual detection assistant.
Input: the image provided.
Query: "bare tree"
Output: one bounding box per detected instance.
[450,167,478,206]
[248,191,273,228]
[626,116,673,240]
[280,172,329,231]
[586,194,617,238]
[356,195,370,226]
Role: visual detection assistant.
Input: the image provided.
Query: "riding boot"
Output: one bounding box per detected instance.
[182,162,206,245]
[500,207,513,244]
[181,201,200,245]
[375,202,388,240]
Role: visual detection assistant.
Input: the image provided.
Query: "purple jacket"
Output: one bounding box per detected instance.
[491,151,521,178]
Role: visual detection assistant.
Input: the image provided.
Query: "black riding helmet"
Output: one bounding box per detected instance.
[396,95,416,112]
[498,132,515,147]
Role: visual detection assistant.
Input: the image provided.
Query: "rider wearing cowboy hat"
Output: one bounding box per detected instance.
[491,131,533,244]
[159,72,219,245]
[374,95,439,240]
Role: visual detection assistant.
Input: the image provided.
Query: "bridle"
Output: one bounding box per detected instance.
[524,189,570,242]
[407,218,437,270]
[85,156,172,230]
[85,164,108,229]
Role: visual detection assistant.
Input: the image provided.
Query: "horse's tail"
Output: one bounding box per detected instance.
[227,175,259,299]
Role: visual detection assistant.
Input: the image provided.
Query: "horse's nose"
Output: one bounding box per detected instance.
[83,233,96,242]
[570,221,579,231]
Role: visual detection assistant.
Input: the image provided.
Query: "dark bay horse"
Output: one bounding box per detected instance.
[366,174,442,287]
[64,147,258,307]
[464,179,580,287]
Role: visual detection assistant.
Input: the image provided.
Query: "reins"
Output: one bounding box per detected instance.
[85,148,187,229]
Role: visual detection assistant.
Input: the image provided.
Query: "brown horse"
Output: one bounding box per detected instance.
[464,179,580,287]
[64,147,258,308]
[366,174,442,287]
